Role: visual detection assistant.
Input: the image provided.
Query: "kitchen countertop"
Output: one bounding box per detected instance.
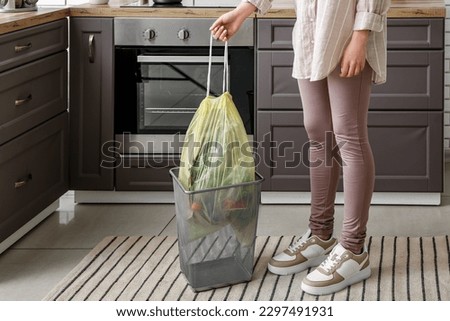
[261,0,447,18]
[0,0,446,35]
[0,7,69,35]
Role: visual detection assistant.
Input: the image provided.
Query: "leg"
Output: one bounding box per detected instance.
[327,65,375,254]
[301,66,374,295]
[267,79,340,276]
[298,78,340,240]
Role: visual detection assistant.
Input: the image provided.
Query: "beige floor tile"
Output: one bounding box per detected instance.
[367,196,450,237]
[13,203,175,249]
[257,204,311,236]
[0,249,89,301]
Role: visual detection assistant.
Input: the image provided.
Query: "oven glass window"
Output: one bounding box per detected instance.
[138,57,227,133]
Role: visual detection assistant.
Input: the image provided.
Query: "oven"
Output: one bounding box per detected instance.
[113,18,254,190]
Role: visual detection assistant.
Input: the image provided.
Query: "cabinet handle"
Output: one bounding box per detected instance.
[15,94,33,107]
[15,43,32,53]
[88,34,95,63]
[14,174,32,189]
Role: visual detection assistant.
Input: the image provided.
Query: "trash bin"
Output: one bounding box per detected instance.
[170,167,264,292]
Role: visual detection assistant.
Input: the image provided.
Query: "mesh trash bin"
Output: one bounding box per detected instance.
[170,167,264,292]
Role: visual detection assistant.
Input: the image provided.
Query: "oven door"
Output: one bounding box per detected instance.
[137,54,227,134]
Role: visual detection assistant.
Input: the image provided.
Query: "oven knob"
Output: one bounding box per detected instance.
[144,29,156,41]
[177,28,190,40]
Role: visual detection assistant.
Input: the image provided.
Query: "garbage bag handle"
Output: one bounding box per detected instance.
[206,34,229,97]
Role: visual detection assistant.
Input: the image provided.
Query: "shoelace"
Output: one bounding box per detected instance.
[320,253,342,273]
[287,237,308,253]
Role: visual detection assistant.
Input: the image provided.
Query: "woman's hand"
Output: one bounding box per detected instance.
[340,30,369,78]
[210,3,256,42]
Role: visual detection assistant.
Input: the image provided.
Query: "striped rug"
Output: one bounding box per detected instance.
[43,235,450,301]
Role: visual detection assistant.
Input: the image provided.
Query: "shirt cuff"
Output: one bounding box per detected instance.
[353,11,385,32]
[241,0,272,15]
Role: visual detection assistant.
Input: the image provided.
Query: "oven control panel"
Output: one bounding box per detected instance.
[114,18,253,46]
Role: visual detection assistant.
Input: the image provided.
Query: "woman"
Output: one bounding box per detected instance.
[211,0,390,296]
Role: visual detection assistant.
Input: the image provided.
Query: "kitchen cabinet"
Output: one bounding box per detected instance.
[115,155,180,191]
[69,18,114,190]
[257,110,442,192]
[256,18,444,193]
[0,19,68,244]
[257,111,309,191]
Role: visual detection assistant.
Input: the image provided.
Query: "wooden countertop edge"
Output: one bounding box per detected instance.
[258,7,446,18]
[69,6,448,19]
[387,7,446,18]
[0,5,446,35]
[0,8,69,35]
[68,7,238,18]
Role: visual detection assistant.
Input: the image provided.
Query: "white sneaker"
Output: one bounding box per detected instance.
[268,229,337,276]
[301,243,371,295]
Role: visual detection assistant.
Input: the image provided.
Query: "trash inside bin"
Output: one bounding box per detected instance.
[170,167,264,292]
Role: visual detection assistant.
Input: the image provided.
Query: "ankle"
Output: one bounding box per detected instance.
[341,244,364,255]
[313,233,333,241]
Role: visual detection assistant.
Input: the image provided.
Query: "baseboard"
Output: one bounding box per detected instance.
[0,200,59,255]
[74,190,441,206]
[261,192,441,205]
[75,190,175,204]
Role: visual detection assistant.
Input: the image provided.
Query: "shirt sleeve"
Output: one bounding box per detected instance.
[241,0,273,15]
[353,0,391,32]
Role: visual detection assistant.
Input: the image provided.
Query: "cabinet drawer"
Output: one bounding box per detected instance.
[257,50,443,111]
[368,111,442,192]
[115,155,179,191]
[257,18,444,50]
[0,51,68,145]
[256,110,442,192]
[0,19,68,73]
[0,112,68,243]
[387,19,444,49]
[257,51,302,110]
[257,19,295,50]
[370,50,443,111]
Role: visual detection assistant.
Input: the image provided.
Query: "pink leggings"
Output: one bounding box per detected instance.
[297,65,375,254]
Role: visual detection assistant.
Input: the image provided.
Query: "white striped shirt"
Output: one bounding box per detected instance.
[245,0,391,84]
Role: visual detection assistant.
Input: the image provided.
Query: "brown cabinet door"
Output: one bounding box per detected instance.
[257,18,444,50]
[369,111,443,192]
[257,111,310,191]
[387,19,444,49]
[257,51,302,110]
[257,110,443,192]
[0,19,68,73]
[257,19,295,50]
[69,18,114,190]
[115,155,180,191]
[0,112,69,243]
[0,52,67,145]
[370,50,443,111]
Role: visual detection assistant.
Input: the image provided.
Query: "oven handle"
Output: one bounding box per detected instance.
[137,55,225,64]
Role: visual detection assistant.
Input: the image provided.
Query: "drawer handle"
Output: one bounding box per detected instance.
[88,34,95,63]
[15,174,32,189]
[15,94,33,107]
[15,43,32,53]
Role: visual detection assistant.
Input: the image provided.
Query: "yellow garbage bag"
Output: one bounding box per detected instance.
[178,92,254,191]
[178,91,256,241]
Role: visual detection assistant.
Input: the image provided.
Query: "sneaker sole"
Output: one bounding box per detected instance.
[267,255,328,276]
[301,266,372,296]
